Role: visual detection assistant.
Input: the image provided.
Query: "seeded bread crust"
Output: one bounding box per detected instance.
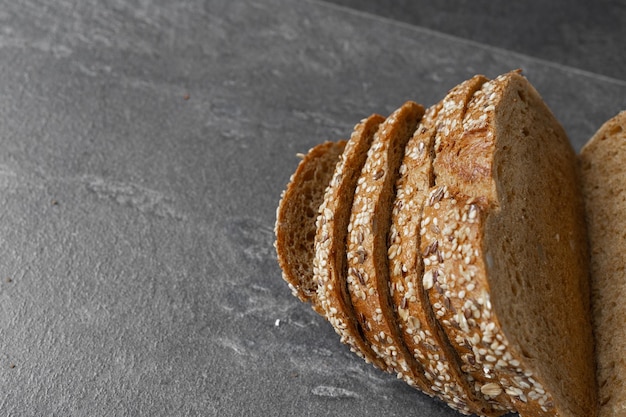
[434,77,513,417]
[425,71,595,417]
[433,75,491,199]
[422,190,530,412]
[276,72,598,417]
[429,75,515,414]
[344,102,443,395]
[580,111,626,417]
[275,141,347,313]
[314,115,387,370]
[388,102,498,415]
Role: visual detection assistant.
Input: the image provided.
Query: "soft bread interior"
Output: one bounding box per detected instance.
[483,74,595,416]
[580,111,626,417]
[275,141,346,309]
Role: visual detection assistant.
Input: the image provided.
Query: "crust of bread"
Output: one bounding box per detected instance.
[425,71,596,417]
[389,102,503,416]
[314,115,388,370]
[421,190,518,410]
[275,141,347,313]
[433,75,491,200]
[580,111,626,417]
[430,75,515,414]
[276,71,599,417]
[390,77,510,416]
[345,102,438,394]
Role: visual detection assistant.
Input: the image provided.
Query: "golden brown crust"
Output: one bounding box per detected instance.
[421,189,570,417]
[345,102,433,391]
[433,74,491,200]
[275,141,347,313]
[314,115,388,370]
[389,102,501,416]
[422,190,527,412]
[276,71,597,417]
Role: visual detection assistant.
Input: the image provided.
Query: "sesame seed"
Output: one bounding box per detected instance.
[481,382,503,396]
[423,270,434,290]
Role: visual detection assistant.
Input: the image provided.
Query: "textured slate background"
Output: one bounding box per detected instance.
[326,0,626,82]
[0,0,624,416]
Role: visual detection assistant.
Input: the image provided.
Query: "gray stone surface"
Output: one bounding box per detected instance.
[0,0,623,416]
[324,0,626,82]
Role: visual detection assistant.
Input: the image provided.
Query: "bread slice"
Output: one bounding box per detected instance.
[314,114,388,370]
[389,90,506,416]
[389,103,443,363]
[275,141,347,313]
[345,102,457,403]
[580,111,626,417]
[422,71,596,417]
[429,75,515,413]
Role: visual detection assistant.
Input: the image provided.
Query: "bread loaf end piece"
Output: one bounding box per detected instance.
[580,111,626,417]
[275,141,347,313]
[427,71,596,417]
[315,114,388,370]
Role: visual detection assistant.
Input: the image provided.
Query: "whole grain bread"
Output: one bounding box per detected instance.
[580,111,626,417]
[275,141,346,313]
[425,71,596,417]
[428,74,515,414]
[314,114,388,370]
[344,102,442,395]
[275,71,604,417]
[389,101,505,416]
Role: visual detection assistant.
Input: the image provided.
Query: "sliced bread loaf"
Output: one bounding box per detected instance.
[430,74,515,414]
[314,114,388,370]
[423,71,595,417]
[345,102,441,395]
[275,71,601,417]
[389,102,503,416]
[275,141,347,313]
[580,111,626,417]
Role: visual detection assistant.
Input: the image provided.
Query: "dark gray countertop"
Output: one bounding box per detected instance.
[326,0,626,82]
[0,0,624,416]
